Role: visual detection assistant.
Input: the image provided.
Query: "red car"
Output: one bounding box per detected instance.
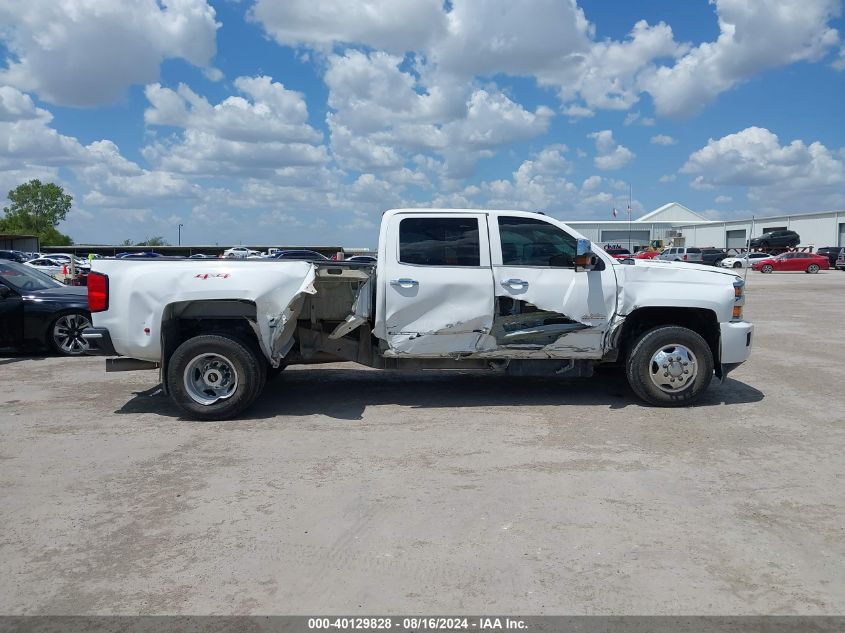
[751,252,828,273]
[602,246,632,260]
[633,250,660,260]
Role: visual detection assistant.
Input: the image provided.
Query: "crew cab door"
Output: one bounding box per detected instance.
[488,214,617,358]
[379,212,495,356]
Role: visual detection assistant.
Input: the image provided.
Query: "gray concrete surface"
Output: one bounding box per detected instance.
[1,271,844,615]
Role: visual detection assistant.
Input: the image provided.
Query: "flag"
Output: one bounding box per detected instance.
[612,207,618,218]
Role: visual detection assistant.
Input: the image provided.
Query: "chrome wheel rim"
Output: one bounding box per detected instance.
[808,264,819,273]
[649,344,698,393]
[183,353,239,405]
[762,265,773,273]
[53,313,91,355]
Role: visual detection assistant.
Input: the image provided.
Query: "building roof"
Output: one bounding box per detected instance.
[636,202,709,223]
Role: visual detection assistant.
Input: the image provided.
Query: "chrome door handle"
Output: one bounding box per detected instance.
[390,278,419,288]
[502,278,529,288]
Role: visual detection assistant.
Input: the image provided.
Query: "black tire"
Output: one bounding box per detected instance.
[167,334,266,421]
[761,264,773,273]
[50,310,92,356]
[806,264,819,274]
[732,261,742,268]
[625,326,714,407]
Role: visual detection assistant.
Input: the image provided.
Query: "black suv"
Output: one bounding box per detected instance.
[816,247,844,268]
[749,230,800,249]
[0,250,27,263]
[700,247,728,266]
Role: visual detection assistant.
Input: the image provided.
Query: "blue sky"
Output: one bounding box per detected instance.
[1,0,844,248]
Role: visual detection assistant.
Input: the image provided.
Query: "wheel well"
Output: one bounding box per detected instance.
[160,300,264,393]
[618,307,720,364]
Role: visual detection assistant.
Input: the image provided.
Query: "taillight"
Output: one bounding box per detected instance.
[683,254,688,261]
[88,271,109,312]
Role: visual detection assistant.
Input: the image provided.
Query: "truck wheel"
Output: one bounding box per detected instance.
[167,334,266,421]
[806,264,819,273]
[626,326,714,407]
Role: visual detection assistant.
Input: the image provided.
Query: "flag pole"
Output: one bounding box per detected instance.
[628,183,632,252]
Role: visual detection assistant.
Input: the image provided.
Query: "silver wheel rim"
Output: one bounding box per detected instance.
[808,264,818,273]
[183,353,239,406]
[762,265,773,273]
[53,313,91,355]
[649,344,698,393]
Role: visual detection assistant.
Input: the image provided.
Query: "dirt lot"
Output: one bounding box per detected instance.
[1,270,844,615]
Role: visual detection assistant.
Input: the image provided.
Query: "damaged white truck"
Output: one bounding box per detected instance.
[82,209,754,420]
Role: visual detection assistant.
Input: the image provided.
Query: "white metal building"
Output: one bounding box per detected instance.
[566,203,714,250]
[676,210,845,249]
[565,203,845,251]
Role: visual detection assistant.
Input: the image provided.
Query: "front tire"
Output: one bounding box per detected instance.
[732,261,742,268]
[626,326,714,407]
[167,334,266,420]
[51,311,92,356]
[761,264,773,273]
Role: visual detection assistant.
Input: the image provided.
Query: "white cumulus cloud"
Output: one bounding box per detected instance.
[682,126,845,210]
[588,130,635,170]
[0,0,220,107]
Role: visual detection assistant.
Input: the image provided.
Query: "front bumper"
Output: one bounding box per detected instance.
[81,327,117,356]
[720,321,754,372]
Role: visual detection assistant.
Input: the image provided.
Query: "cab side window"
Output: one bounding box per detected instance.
[498,216,576,268]
[399,217,481,266]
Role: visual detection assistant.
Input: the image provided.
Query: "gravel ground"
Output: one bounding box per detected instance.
[1,270,844,615]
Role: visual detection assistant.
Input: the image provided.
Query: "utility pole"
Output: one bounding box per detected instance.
[178,223,184,246]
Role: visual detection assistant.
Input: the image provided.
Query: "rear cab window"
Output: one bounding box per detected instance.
[399,217,481,266]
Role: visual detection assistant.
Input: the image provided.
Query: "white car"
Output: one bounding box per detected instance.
[720,252,772,269]
[222,247,251,259]
[25,257,65,276]
[41,253,90,270]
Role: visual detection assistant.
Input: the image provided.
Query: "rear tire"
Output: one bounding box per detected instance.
[626,326,714,407]
[51,311,92,356]
[806,264,820,273]
[167,334,266,421]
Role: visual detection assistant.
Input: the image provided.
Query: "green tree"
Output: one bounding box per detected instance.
[136,236,169,247]
[1,179,74,245]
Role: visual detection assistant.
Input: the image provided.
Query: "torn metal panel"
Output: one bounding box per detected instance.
[329,275,374,340]
[486,266,618,359]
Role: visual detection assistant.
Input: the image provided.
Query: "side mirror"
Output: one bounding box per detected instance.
[0,285,11,299]
[574,239,597,271]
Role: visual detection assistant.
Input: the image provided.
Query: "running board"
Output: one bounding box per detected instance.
[106,358,160,372]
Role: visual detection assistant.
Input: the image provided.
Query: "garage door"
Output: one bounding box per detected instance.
[600,229,651,248]
[839,222,845,247]
[726,229,746,248]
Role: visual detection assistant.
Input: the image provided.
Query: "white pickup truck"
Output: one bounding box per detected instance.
[83,209,753,420]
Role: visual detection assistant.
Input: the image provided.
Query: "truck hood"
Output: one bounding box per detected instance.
[616,258,740,278]
[613,257,741,321]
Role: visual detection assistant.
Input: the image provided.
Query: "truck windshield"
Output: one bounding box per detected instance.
[0,261,64,292]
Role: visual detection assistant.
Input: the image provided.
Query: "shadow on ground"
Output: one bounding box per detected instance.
[0,352,52,366]
[115,367,764,422]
